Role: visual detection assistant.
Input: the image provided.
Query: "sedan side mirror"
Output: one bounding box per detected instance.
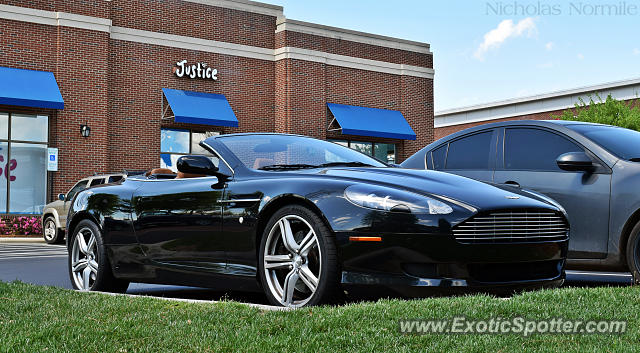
[58,193,66,201]
[177,155,219,176]
[556,152,594,172]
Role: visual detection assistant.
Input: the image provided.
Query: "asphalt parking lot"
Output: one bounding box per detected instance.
[0,241,633,304]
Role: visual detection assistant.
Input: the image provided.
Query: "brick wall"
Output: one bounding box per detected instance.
[0,0,435,205]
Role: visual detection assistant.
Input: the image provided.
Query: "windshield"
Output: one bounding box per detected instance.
[217,135,388,170]
[566,124,640,160]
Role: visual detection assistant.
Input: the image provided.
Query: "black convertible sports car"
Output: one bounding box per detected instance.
[67,133,569,307]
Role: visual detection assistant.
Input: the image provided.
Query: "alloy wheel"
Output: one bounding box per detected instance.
[263,215,321,308]
[71,227,99,290]
[43,219,56,242]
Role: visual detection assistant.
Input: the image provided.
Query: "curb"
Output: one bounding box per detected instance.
[0,237,46,244]
[94,291,289,311]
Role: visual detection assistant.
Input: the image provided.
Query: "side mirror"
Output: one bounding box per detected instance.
[58,193,66,201]
[177,155,219,176]
[556,152,594,172]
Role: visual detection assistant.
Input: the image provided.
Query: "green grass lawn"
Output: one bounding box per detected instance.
[0,281,637,352]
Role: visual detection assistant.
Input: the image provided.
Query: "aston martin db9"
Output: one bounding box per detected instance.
[67,133,568,307]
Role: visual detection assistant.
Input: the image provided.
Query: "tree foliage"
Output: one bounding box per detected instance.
[554,94,640,131]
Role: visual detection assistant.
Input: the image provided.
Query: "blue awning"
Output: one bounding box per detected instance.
[0,67,64,109]
[162,88,238,127]
[327,103,416,140]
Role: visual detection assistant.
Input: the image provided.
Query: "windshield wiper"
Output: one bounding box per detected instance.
[629,158,640,162]
[317,161,377,168]
[258,163,319,170]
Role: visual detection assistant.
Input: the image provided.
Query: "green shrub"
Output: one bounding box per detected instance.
[554,94,640,130]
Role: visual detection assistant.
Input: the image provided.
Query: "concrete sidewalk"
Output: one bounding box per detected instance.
[0,237,45,244]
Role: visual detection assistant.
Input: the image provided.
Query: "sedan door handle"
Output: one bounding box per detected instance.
[503,180,520,188]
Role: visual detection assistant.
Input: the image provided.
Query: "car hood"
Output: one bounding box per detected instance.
[43,200,64,210]
[313,167,559,212]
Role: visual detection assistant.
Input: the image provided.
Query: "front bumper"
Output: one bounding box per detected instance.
[336,232,568,295]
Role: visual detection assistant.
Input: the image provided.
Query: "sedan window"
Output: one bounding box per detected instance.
[445,131,494,170]
[504,128,583,171]
[431,145,447,170]
[66,180,89,201]
[89,178,105,187]
[566,124,640,160]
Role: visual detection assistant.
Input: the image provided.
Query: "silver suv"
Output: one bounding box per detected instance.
[41,174,124,244]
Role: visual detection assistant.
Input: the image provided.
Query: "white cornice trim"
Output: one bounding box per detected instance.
[183,0,283,17]
[0,4,434,77]
[110,26,275,61]
[0,4,111,32]
[56,12,111,32]
[435,80,640,128]
[436,77,640,116]
[275,47,434,79]
[276,18,431,55]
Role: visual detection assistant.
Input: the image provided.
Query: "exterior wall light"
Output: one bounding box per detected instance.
[80,124,91,138]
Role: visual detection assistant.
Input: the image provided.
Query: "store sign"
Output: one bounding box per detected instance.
[47,148,58,171]
[174,60,218,80]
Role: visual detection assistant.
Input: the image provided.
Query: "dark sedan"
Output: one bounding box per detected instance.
[402,120,640,281]
[66,133,568,307]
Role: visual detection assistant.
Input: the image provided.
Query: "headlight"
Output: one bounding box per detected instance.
[344,184,453,214]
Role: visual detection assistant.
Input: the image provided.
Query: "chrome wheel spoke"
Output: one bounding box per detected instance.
[88,259,99,272]
[298,265,318,292]
[281,269,299,306]
[299,231,317,256]
[279,218,299,253]
[72,259,88,272]
[264,254,293,269]
[87,235,96,255]
[76,233,89,255]
[82,266,91,290]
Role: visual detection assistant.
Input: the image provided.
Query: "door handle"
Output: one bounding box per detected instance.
[503,180,520,188]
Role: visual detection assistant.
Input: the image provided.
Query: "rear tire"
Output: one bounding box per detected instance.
[68,219,129,293]
[626,221,640,285]
[43,216,64,244]
[258,205,341,308]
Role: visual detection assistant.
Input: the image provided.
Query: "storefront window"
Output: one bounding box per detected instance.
[0,113,49,214]
[350,141,373,156]
[9,143,47,213]
[329,139,396,164]
[160,128,220,171]
[12,114,48,142]
[374,143,396,164]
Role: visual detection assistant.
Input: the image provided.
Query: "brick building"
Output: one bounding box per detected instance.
[0,0,434,215]
[434,78,640,140]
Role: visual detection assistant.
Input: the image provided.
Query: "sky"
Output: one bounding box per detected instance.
[268,0,640,112]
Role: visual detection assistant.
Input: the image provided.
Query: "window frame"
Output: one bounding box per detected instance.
[160,128,219,156]
[0,112,49,214]
[160,128,221,172]
[328,139,397,164]
[66,179,88,202]
[499,126,590,172]
[443,130,497,171]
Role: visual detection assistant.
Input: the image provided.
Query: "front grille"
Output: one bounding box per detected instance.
[453,210,568,244]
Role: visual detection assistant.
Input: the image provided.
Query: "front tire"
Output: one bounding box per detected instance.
[626,221,640,285]
[68,219,129,293]
[258,205,341,308]
[43,216,64,244]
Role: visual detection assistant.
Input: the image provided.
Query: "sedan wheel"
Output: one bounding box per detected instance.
[43,216,63,244]
[259,206,340,308]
